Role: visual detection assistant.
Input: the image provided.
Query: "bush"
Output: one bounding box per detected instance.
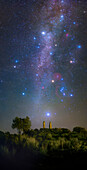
[46,133,52,140]
[70,138,82,151]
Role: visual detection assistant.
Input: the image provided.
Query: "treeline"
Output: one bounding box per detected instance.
[0,126,87,155]
[27,127,87,152]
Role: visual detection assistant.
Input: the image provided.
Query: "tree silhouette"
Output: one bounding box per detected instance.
[12,116,31,135]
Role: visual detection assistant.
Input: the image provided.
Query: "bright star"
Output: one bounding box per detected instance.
[61,15,64,18]
[50,52,53,55]
[34,37,36,40]
[36,74,38,77]
[52,80,55,83]
[15,59,19,63]
[46,112,51,117]
[22,92,25,96]
[64,30,66,32]
[73,22,76,24]
[70,93,74,97]
[41,31,46,35]
[77,45,81,49]
[60,87,64,92]
[13,65,16,69]
[61,78,64,81]
[55,44,57,47]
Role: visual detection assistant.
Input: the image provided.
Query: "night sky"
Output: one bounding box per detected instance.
[0,0,87,132]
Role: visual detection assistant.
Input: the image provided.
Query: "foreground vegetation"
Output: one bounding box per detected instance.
[0,117,87,169]
[0,126,87,169]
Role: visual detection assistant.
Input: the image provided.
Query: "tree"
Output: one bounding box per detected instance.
[22,116,31,133]
[73,127,87,140]
[73,127,86,133]
[12,116,31,134]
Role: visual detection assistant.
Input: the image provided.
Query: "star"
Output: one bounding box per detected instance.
[22,92,25,96]
[52,80,55,83]
[46,112,51,117]
[41,31,46,35]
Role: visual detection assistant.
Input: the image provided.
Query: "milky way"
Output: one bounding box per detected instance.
[0,0,87,130]
[33,0,81,103]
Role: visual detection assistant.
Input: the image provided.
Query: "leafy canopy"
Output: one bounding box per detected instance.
[12,116,31,134]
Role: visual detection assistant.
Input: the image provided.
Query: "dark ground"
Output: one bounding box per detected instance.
[0,151,87,170]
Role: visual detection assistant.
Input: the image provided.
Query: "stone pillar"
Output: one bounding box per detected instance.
[49,121,52,129]
[43,121,45,128]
